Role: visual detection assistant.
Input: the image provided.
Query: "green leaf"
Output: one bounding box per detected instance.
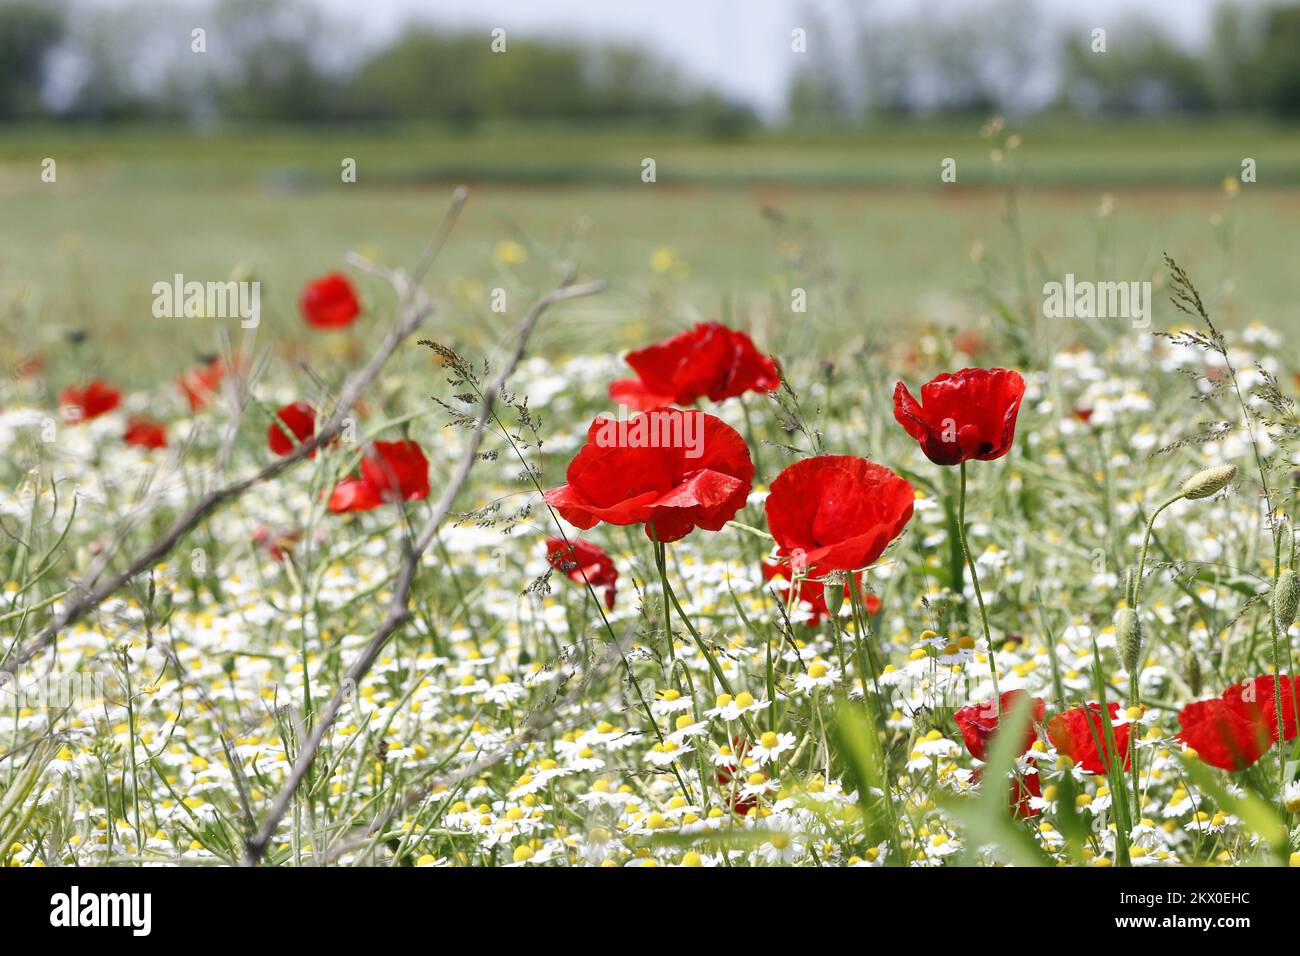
[831,700,893,856]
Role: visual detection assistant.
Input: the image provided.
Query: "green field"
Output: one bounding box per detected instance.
[3,122,1298,386]
[7,122,1300,876]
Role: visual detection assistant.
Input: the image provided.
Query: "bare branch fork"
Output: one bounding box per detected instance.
[0,186,469,678]
[242,274,606,866]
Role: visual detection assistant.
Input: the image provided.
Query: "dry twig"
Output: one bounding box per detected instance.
[242,275,606,865]
[1,187,469,677]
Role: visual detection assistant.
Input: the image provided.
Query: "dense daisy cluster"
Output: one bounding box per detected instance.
[2,267,1298,866]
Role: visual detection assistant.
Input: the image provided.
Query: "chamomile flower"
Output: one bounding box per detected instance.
[666,714,708,744]
[651,688,694,717]
[915,730,960,757]
[749,731,796,765]
[706,691,765,721]
[1162,788,1195,817]
[645,739,692,768]
[794,659,840,693]
[760,826,804,864]
[922,832,962,859]
[1284,780,1300,814]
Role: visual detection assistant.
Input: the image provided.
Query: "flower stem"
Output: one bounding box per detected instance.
[848,576,886,707]
[656,537,757,742]
[1270,529,1286,798]
[1133,495,1181,608]
[846,575,902,857]
[1126,494,1182,829]
[957,461,1001,709]
[653,538,675,665]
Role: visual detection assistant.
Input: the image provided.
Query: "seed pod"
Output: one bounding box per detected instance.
[1180,464,1237,500]
[1274,569,1299,633]
[1117,607,1143,675]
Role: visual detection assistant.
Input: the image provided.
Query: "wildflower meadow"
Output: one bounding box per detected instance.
[5,191,1299,876]
[3,0,1300,937]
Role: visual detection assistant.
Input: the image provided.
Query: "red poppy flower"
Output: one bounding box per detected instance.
[327,439,430,513]
[543,408,754,543]
[892,367,1026,466]
[123,416,167,449]
[760,561,876,625]
[613,322,780,407]
[1174,698,1271,772]
[326,478,382,513]
[360,440,429,501]
[1173,675,1297,771]
[300,272,361,329]
[545,538,618,611]
[59,380,121,422]
[764,456,913,573]
[953,690,1046,761]
[1222,674,1298,744]
[607,376,675,413]
[267,401,317,457]
[177,357,226,411]
[1046,702,1131,773]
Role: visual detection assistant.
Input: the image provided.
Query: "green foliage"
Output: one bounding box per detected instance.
[1253,6,1300,118]
[1060,20,1213,114]
[0,0,63,120]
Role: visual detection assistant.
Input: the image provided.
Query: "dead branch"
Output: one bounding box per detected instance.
[241,275,606,865]
[0,187,470,678]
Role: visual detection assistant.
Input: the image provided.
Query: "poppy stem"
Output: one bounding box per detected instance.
[1270,527,1286,799]
[653,538,675,665]
[656,538,758,742]
[1127,493,1182,822]
[555,530,694,802]
[1133,495,1181,608]
[846,576,903,856]
[848,576,886,708]
[957,461,1001,711]
[829,602,850,676]
[488,410,697,803]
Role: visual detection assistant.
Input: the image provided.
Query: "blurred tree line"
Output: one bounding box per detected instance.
[790,0,1300,122]
[0,0,757,133]
[3,0,1300,127]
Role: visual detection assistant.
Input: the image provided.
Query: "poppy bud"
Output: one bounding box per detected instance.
[824,575,845,618]
[1117,607,1142,675]
[1274,569,1299,633]
[1183,650,1202,697]
[1179,465,1236,500]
